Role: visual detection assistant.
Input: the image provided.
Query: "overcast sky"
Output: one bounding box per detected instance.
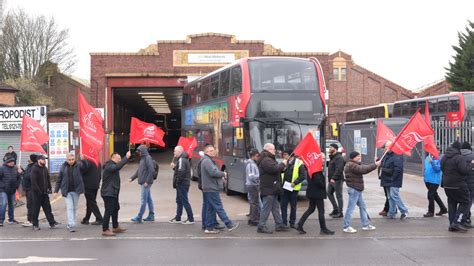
[6,0,474,90]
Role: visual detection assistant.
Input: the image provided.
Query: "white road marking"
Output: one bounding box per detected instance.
[0,256,96,264]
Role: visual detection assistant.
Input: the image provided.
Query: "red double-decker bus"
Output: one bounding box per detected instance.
[182,57,327,194]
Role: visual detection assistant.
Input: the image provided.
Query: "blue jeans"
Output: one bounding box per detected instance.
[204,192,233,230]
[175,185,194,221]
[202,193,217,229]
[280,190,299,226]
[66,192,79,228]
[343,187,370,229]
[138,184,154,218]
[0,192,15,222]
[387,187,408,217]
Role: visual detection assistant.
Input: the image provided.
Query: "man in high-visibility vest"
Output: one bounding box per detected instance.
[280,151,307,228]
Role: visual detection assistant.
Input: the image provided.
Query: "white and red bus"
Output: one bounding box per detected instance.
[182,57,327,194]
[392,92,474,125]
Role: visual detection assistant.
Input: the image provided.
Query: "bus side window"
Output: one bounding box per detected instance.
[190,86,196,105]
[202,79,210,102]
[196,83,202,104]
[210,75,219,99]
[449,97,460,112]
[438,97,449,112]
[219,70,230,97]
[230,66,242,94]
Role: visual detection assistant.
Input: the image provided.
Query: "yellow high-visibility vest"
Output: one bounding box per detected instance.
[281,159,303,191]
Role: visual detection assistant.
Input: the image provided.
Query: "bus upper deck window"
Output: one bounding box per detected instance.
[230,66,242,94]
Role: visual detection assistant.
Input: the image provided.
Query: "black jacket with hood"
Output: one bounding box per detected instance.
[101,156,129,198]
[328,152,345,181]
[80,159,102,190]
[257,150,285,196]
[460,149,474,188]
[441,147,471,189]
[130,145,155,185]
[173,152,191,187]
[0,163,21,193]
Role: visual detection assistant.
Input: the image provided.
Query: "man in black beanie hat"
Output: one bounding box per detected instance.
[460,142,474,226]
[327,143,345,218]
[21,154,38,227]
[441,141,474,232]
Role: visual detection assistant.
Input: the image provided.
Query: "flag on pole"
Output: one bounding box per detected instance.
[376,120,396,148]
[423,100,440,159]
[293,133,323,177]
[78,90,104,165]
[81,139,100,166]
[389,110,434,156]
[20,115,49,154]
[177,136,198,155]
[130,117,165,147]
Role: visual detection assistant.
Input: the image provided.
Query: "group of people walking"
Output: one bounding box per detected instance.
[1,139,473,237]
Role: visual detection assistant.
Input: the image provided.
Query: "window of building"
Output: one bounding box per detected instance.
[333,68,339,81]
[332,56,347,81]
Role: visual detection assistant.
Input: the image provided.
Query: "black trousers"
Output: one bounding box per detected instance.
[327,180,343,213]
[297,199,327,230]
[102,196,120,231]
[383,187,390,212]
[31,192,55,227]
[25,190,33,222]
[280,190,299,226]
[444,187,470,225]
[425,182,446,213]
[83,188,102,222]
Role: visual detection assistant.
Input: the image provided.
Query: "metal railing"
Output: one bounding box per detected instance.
[432,120,473,155]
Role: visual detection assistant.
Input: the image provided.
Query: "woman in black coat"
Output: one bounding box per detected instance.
[296,171,335,235]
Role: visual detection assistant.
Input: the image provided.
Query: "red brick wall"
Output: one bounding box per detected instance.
[0,91,16,106]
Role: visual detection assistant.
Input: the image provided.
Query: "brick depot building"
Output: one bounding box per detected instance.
[90,33,414,156]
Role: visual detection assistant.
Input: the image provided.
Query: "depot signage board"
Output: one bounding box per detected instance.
[0,106,47,131]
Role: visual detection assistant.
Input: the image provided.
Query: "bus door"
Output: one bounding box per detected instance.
[221,125,246,194]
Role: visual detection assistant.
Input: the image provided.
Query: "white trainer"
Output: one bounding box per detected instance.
[362,225,376,231]
[343,226,358,233]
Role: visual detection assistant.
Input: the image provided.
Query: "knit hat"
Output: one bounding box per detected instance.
[451,141,462,150]
[329,143,339,150]
[4,156,15,163]
[461,141,472,150]
[349,151,360,159]
[37,154,47,160]
[30,154,38,163]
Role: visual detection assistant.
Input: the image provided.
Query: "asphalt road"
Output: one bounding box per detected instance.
[1,150,473,265]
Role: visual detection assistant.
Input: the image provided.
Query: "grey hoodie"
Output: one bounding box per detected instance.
[200,155,225,192]
[460,149,474,187]
[245,159,260,186]
[131,145,155,185]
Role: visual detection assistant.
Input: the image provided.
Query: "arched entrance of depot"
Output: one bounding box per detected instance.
[106,77,184,156]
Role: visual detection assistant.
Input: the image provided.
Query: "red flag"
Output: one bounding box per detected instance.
[376,120,396,148]
[20,115,49,154]
[130,117,165,147]
[423,100,439,159]
[78,91,104,148]
[81,139,100,166]
[389,111,434,156]
[293,133,323,177]
[177,136,198,155]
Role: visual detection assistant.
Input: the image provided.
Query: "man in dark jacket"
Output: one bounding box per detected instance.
[0,156,22,226]
[53,153,85,232]
[460,142,474,226]
[3,146,18,164]
[257,143,288,234]
[130,145,156,223]
[21,154,38,227]
[296,154,334,235]
[80,158,103,225]
[441,141,474,232]
[380,147,408,220]
[169,146,194,224]
[327,143,345,218]
[280,151,306,228]
[30,155,58,231]
[343,152,381,233]
[101,151,131,236]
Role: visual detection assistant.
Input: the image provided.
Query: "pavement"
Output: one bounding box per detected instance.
[1,150,473,265]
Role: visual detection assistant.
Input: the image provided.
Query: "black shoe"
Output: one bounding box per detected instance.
[81,220,89,225]
[329,210,338,216]
[321,228,335,235]
[296,226,306,234]
[450,223,468,232]
[423,212,434,218]
[247,220,258,226]
[436,209,448,216]
[91,220,103,226]
[461,222,473,229]
[257,227,273,234]
[290,224,296,229]
[275,225,290,232]
[331,213,343,218]
[214,224,226,230]
[49,222,60,229]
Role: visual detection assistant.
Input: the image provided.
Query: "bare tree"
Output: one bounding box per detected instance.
[0,8,76,80]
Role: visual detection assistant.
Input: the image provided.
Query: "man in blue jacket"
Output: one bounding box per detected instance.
[423,152,447,217]
[380,142,408,220]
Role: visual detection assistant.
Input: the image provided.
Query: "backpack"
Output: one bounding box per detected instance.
[153,160,159,180]
[197,158,203,190]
